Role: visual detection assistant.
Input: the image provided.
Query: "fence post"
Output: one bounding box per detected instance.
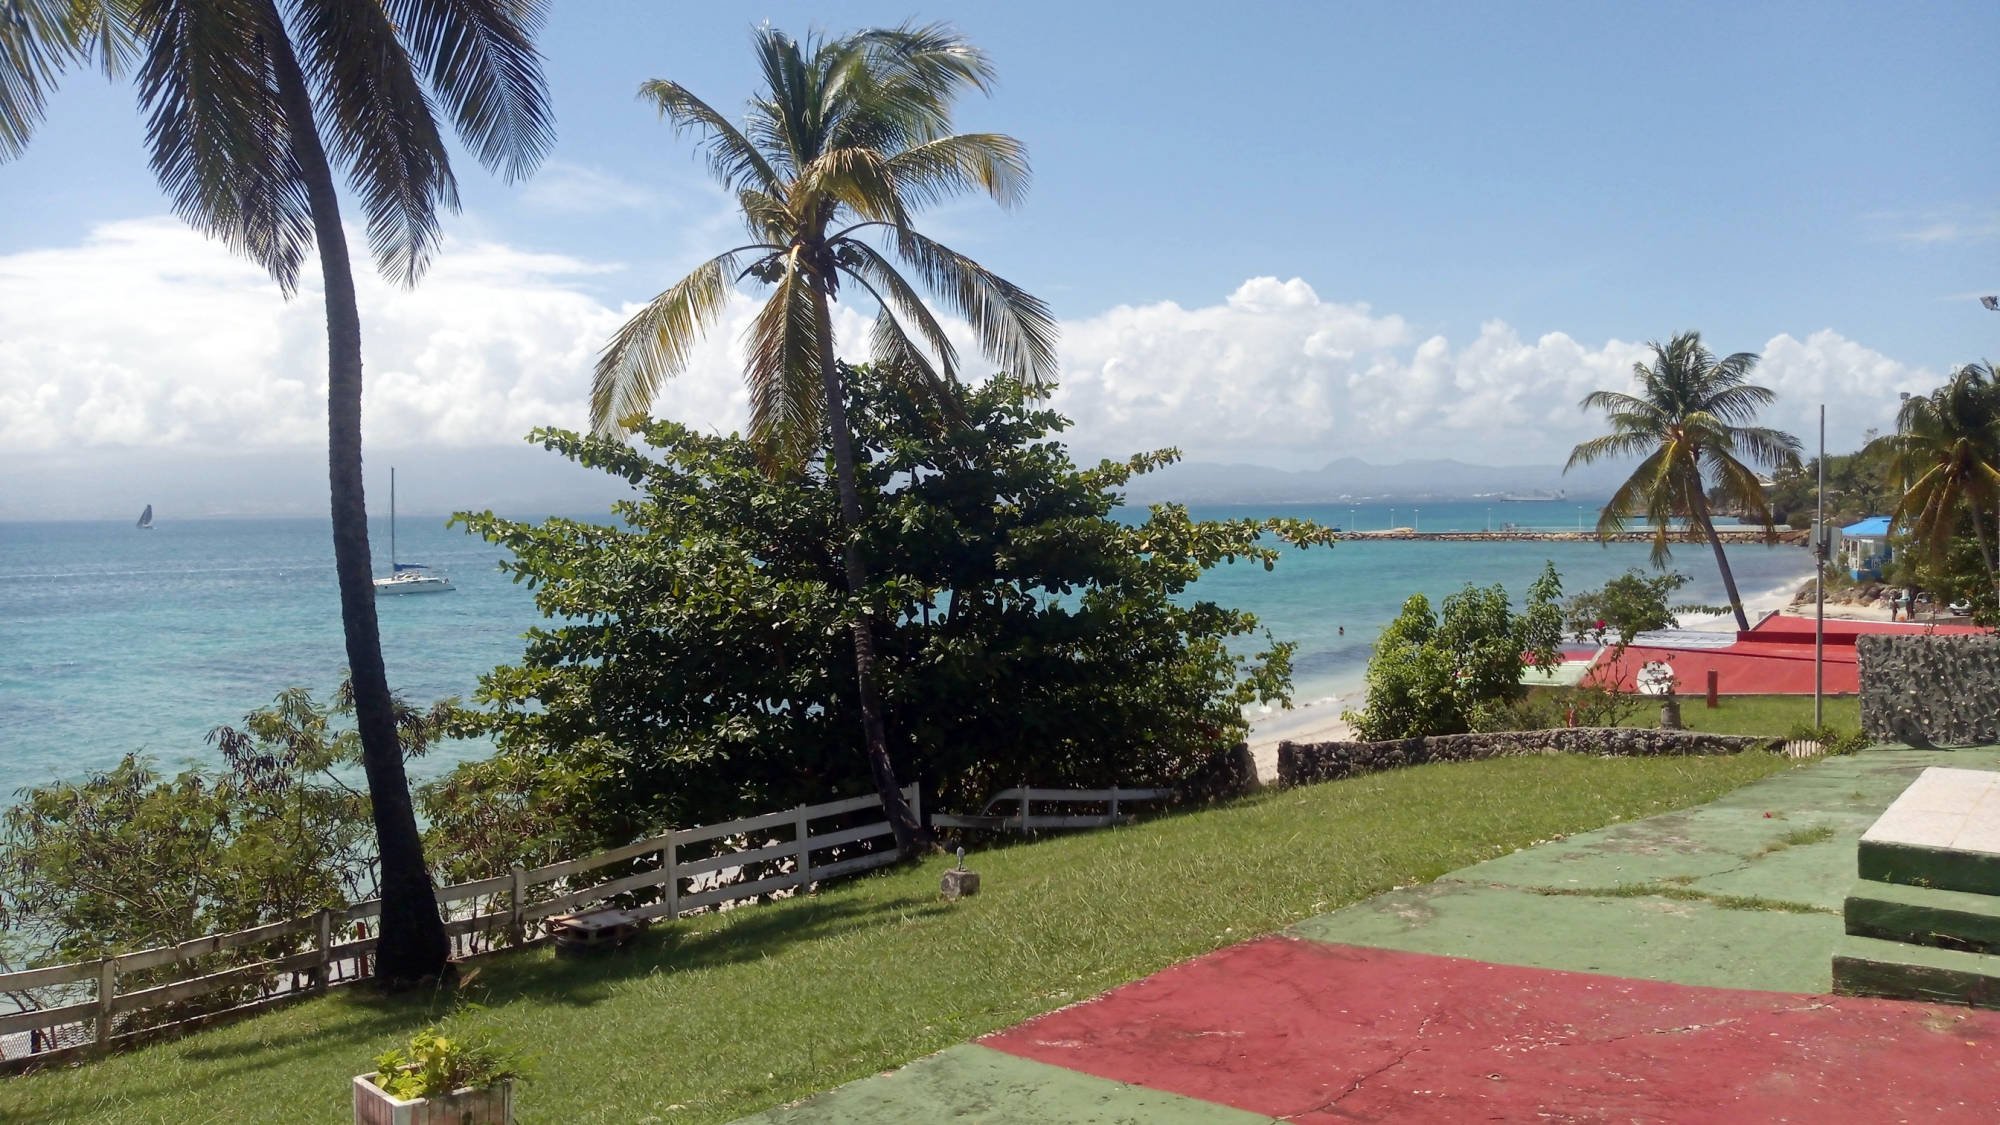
[94,958,114,1048]
[1110,788,1121,822]
[794,804,812,882]
[1019,784,1031,834]
[314,908,333,991]
[665,842,679,921]
[508,865,527,946]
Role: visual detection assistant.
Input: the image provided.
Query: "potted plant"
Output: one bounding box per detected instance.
[354,1024,526,1125]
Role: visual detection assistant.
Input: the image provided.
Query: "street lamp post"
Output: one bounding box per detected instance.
[1414,507,1420,533]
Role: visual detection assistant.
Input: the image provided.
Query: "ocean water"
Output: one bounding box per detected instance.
[0,498,1814,797]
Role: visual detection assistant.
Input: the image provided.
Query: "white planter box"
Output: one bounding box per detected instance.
[353,1071,514,1125]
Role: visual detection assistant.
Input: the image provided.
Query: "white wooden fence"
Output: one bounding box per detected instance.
[0,783,917,1070]
[930,786,1174,833]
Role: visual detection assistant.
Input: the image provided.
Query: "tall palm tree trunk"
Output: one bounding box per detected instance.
[269,20,449,982]
[1690,488,1751,632]
[813,286,924,853]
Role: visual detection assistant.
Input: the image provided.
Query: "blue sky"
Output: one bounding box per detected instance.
[1,1,1994,501]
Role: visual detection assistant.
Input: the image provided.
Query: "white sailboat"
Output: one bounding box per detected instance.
[373,468,453,596]
[136,504,154,530]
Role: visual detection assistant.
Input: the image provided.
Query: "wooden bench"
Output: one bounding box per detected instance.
[546,907,649,954]
[930,787,1175,834]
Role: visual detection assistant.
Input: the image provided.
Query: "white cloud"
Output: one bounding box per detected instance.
[517,161,657,213]
[0,224,1941,473]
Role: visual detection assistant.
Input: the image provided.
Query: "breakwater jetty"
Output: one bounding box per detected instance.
[1334,528,1808,544]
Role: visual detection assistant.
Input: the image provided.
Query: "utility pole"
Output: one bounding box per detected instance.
[1815,404,1826,727]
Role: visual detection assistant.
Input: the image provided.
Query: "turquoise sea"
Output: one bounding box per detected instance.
[0,499,1814,798]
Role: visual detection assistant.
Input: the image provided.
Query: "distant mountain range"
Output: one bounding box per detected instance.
[1116,456,1636,504]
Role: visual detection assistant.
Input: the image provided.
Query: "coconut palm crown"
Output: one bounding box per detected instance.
[593,23,1058,850]
[1868,361,2000,598]
[1566,331,1802,632]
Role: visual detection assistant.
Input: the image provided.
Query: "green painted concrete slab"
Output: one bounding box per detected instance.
[1291,881,1836,992]
[1845,878,2000,953]
[731,1045,1279,1124]
[1832,934,2000,1009]
[1296,750,2000,994]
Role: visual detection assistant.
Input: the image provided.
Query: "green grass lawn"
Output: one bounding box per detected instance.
[1528,688,1862,738]
[1621,693,1860,737]
[0,752,1794,1125]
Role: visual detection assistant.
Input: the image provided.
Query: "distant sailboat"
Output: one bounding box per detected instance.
[136,504,154,530]
[372,468,453,596]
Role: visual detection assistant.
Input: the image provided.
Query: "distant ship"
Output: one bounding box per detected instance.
[1497,489,1565,502]
[136,504,154,530]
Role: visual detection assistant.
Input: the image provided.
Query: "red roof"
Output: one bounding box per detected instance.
[1586,614,1990,696]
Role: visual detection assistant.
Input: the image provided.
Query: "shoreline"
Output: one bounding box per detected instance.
[1243,559,1823,782]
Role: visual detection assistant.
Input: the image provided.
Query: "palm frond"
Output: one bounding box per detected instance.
[133,0,312,292]
[638,76,777,192]
[1578,388,1658,420]
[291,0,454,287]
[888,226,1058,389]
[737,187,793,245]
[0,0,137,158]
[382,0,551,182]
[794,144,906,225]
[1564,430,1656,470]
[836,238,957,381]
[741,251,826,466]
[591,248,744,433]
[885,131,1027,210]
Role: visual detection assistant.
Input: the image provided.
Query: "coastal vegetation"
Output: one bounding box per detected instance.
[1567,332,1803,631]
[1866,361,2000,612]
[0,687,458,1003]
[443,368,1331,863]
[1,0,557,983]
[588,24,1058,850]
[1347,563,1565,740]
[0,751,1790,1124]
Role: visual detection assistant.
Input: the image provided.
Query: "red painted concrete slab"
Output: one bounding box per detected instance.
[983,936,2000,1124]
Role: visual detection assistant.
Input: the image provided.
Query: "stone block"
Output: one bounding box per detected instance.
[1858,634,2000,746]
[940,867,980,900]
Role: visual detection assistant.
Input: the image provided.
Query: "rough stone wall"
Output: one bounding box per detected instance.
[1858,634,2000,747]
[1275,728,1767,788]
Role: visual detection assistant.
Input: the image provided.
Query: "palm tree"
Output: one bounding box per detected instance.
[1566,332,1802,632]
[1869,362,2000,602]
[3,0,553,983]
[591,24,1058,850]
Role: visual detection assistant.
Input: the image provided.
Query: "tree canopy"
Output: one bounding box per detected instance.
[446,368,1331,846]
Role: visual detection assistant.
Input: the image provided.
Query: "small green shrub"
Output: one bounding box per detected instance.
[371,1022,527,1100]
[1785,721,1869,757]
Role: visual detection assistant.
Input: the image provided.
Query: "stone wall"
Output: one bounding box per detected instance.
[1858,633,2000,747]
[1275,727,1768,787]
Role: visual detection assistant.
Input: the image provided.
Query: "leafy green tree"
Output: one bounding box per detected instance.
[589,24,1058,850]
[1350,563,1565,741]
[0,687,453,1006]
[1566,332,1803,631]
[2,0,554,983]
[1564,569,1694,649]
[447,369,1326,841]
[1868,362,2000,605]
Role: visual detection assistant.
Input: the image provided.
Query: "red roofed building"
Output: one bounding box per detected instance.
[1584,613,1990,697]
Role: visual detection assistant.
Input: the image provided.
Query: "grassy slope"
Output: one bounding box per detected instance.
[0,752,1792,1125]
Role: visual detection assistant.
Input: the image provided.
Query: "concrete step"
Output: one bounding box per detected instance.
[1831,934,2000,1009]
[1845,879,2000,954]
[1857,838,2000,898]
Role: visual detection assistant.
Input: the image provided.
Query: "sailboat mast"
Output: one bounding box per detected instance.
[389,467,396,572]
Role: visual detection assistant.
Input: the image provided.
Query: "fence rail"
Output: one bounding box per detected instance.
[930,786,1174,833]
[0,783,918,1070]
